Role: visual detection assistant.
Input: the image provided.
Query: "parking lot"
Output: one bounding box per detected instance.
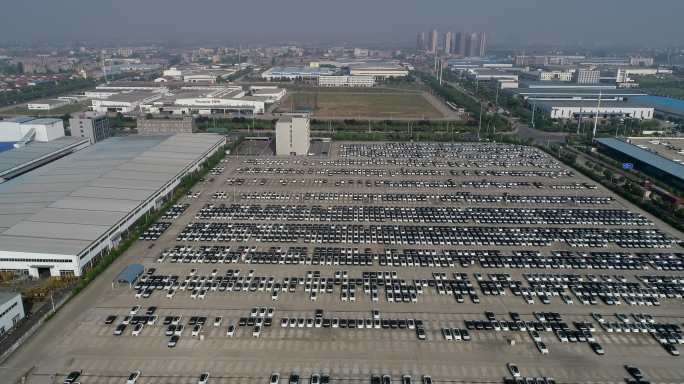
[4,142,684,384]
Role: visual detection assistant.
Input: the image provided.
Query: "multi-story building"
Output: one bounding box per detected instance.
[276,117,310,156]
[574,69,601,84]
[69,112,112,144]
[455,32,467,57]
[444,32,453,55]
[318,75,375,88]
[348,63,409,79]
[137,116,195,135]
[416,32,426,51]
[630,56,654,66]
[429,30,438,53]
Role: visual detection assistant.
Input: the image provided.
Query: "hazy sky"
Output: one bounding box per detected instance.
[1,0,683,47]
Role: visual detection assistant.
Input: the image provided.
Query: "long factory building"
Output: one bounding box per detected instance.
[0,133,225,278]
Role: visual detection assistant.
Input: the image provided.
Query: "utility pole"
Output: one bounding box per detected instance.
[577,108,582,135]
[592,91,602,140]
[477,103,483,141]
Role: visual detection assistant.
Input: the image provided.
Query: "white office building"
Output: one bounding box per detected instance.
[318,75,375,88]
[0,134,225,277]
[0,292,24,336]
[276,117,310,156]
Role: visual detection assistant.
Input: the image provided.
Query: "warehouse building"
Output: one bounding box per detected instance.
[318,75,375,88]
[27,98,70,111]
[276,117,310,156]
[0,292,24,336]
[348,63,409,79]
[261,67,336,81]
[0,133,225,278]
[537,100,654,120]
[91,90,163,114]
[595,138,684,191]
[0,137,90,181]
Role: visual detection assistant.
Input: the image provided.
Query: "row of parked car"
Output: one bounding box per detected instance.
[231,191,613,206]
[157,245,684,272]
[193,204,649,227]
[176,222,674,248]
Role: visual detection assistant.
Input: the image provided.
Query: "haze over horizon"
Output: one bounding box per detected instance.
[1,0,683,48]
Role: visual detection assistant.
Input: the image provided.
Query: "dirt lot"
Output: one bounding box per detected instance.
[277,90,445,119]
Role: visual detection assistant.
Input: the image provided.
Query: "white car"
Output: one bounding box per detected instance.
[127,371,141,384]
[132,323,144,336]
[252,326,262,338]
[226,325,236,337]
[192,325,202,337]
[129,306,141,316]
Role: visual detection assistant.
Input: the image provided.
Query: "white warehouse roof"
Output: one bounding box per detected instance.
[0,134,225,256]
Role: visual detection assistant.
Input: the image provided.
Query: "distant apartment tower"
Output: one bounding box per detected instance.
[478,32,487,57]
[574,69,601,84]
[444,32,453,55]
[137,116,195,135]
[455,32,467,56]
[276,117,310,156]
[464,32,487,57]
[429,30,439,53]
[69,111,112,144]
[416,32,426,51]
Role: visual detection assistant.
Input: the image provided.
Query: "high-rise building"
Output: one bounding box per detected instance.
[416,32,426,51]
[455,32,467,56]
[478,32,487,57]
[444,32,453,55]
[429,30,438,53]
[467,33,480,57]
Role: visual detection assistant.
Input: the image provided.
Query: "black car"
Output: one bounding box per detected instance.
[104,315,117,325]
[289,374,300,384]
[63,370,82,384]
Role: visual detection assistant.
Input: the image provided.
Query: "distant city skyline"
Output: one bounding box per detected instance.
[1,0,683,48]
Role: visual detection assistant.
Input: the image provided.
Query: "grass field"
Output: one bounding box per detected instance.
[277,89,444,119]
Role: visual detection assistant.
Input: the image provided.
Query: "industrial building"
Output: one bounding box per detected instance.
[595,137,684,191]
[27,98,70,111]
[0,116,66,148]
[0,133,225,277]
[141,86,272,116]
[276,117,310,156]
[261,67,336,81]
[137,116,195,135]
[536,100,654,120]
[348,63,409,79]
[509,87,647,102]
[248,86,288,103]
[0,292,24,336]
[91,90,163,114]
[69,112,112,144]
[318,75,375,88]
[632,96,684,121]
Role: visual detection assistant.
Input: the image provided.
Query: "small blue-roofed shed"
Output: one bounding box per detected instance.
[113,263,144,288]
